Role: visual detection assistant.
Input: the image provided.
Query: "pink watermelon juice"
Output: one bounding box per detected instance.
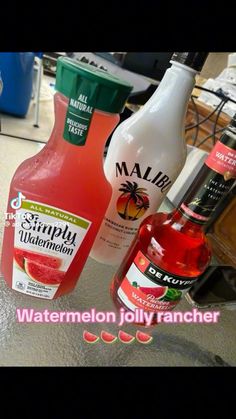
[1,58,132,299]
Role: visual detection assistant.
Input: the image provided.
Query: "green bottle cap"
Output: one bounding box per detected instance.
[55,57,133,114]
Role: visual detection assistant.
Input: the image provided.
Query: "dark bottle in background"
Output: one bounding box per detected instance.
[187,185,236,308]
[206,185,236,268]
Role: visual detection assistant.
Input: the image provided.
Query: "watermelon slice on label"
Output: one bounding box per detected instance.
[136,331,153,344]
[14,247,62,270]
[83,331,100,344]
[118,330,135,344]
[139,286,168,299]
[163,288,182,301]
[101,331,117,344]
[24,259,65,286]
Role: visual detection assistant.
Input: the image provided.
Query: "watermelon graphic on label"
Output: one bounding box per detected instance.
[24,259,65,286]
[14,247,62,270]
[163,288,182,301]
[139,285,168,299]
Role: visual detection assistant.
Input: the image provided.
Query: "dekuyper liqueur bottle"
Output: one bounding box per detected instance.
[91,52,209,266]
[110,114,236,325]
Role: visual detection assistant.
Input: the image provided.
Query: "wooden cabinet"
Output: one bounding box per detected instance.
[206,187,236,268]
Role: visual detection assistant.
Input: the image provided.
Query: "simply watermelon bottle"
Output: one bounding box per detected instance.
[1,57,132,299]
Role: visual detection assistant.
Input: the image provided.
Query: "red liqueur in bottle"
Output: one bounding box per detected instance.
[110,115,236,325]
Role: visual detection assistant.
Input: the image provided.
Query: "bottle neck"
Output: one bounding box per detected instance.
[168,208,204,237]
[141,62,197,133]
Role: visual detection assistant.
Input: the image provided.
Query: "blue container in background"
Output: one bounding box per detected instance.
[0,52,35,117]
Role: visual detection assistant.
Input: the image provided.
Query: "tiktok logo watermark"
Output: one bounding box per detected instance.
[10,191,26,210]
[3,194,68,228]
[2,192,27,227]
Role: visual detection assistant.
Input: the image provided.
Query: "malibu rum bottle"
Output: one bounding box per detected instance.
[91,52,208,266]
[110,114,236,325]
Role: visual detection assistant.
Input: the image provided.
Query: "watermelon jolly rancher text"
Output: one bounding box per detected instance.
[16,307,221,326]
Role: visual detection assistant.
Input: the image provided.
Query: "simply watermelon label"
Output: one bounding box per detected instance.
[12,199,91,299]
[117,251,198,312]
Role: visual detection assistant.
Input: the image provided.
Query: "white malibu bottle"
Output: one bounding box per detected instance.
[90,52,208,266]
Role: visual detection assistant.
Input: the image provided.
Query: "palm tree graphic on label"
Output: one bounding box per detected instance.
[116,181,150,221]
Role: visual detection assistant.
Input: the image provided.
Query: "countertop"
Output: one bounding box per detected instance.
[0,133,236,366]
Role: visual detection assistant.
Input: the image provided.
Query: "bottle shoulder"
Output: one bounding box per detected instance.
[110,109,184,140]
[105,122,187,168]
[137,212,211,277]
[139,211,209,246]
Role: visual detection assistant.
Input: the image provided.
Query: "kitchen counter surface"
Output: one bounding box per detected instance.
[0,133,235,366]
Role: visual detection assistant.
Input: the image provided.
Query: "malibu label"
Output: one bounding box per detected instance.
[115,162,172,193]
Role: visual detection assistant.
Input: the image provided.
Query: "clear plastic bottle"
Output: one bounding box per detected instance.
[1,57,132,299]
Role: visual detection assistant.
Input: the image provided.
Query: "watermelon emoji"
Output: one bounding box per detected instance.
[118,330,135,344]
[139,285,168,299]
[136,331,153,344]
[14,247,62,270]
[83,331,100,344]
[101,331,117,344]
[24,259,65,286]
